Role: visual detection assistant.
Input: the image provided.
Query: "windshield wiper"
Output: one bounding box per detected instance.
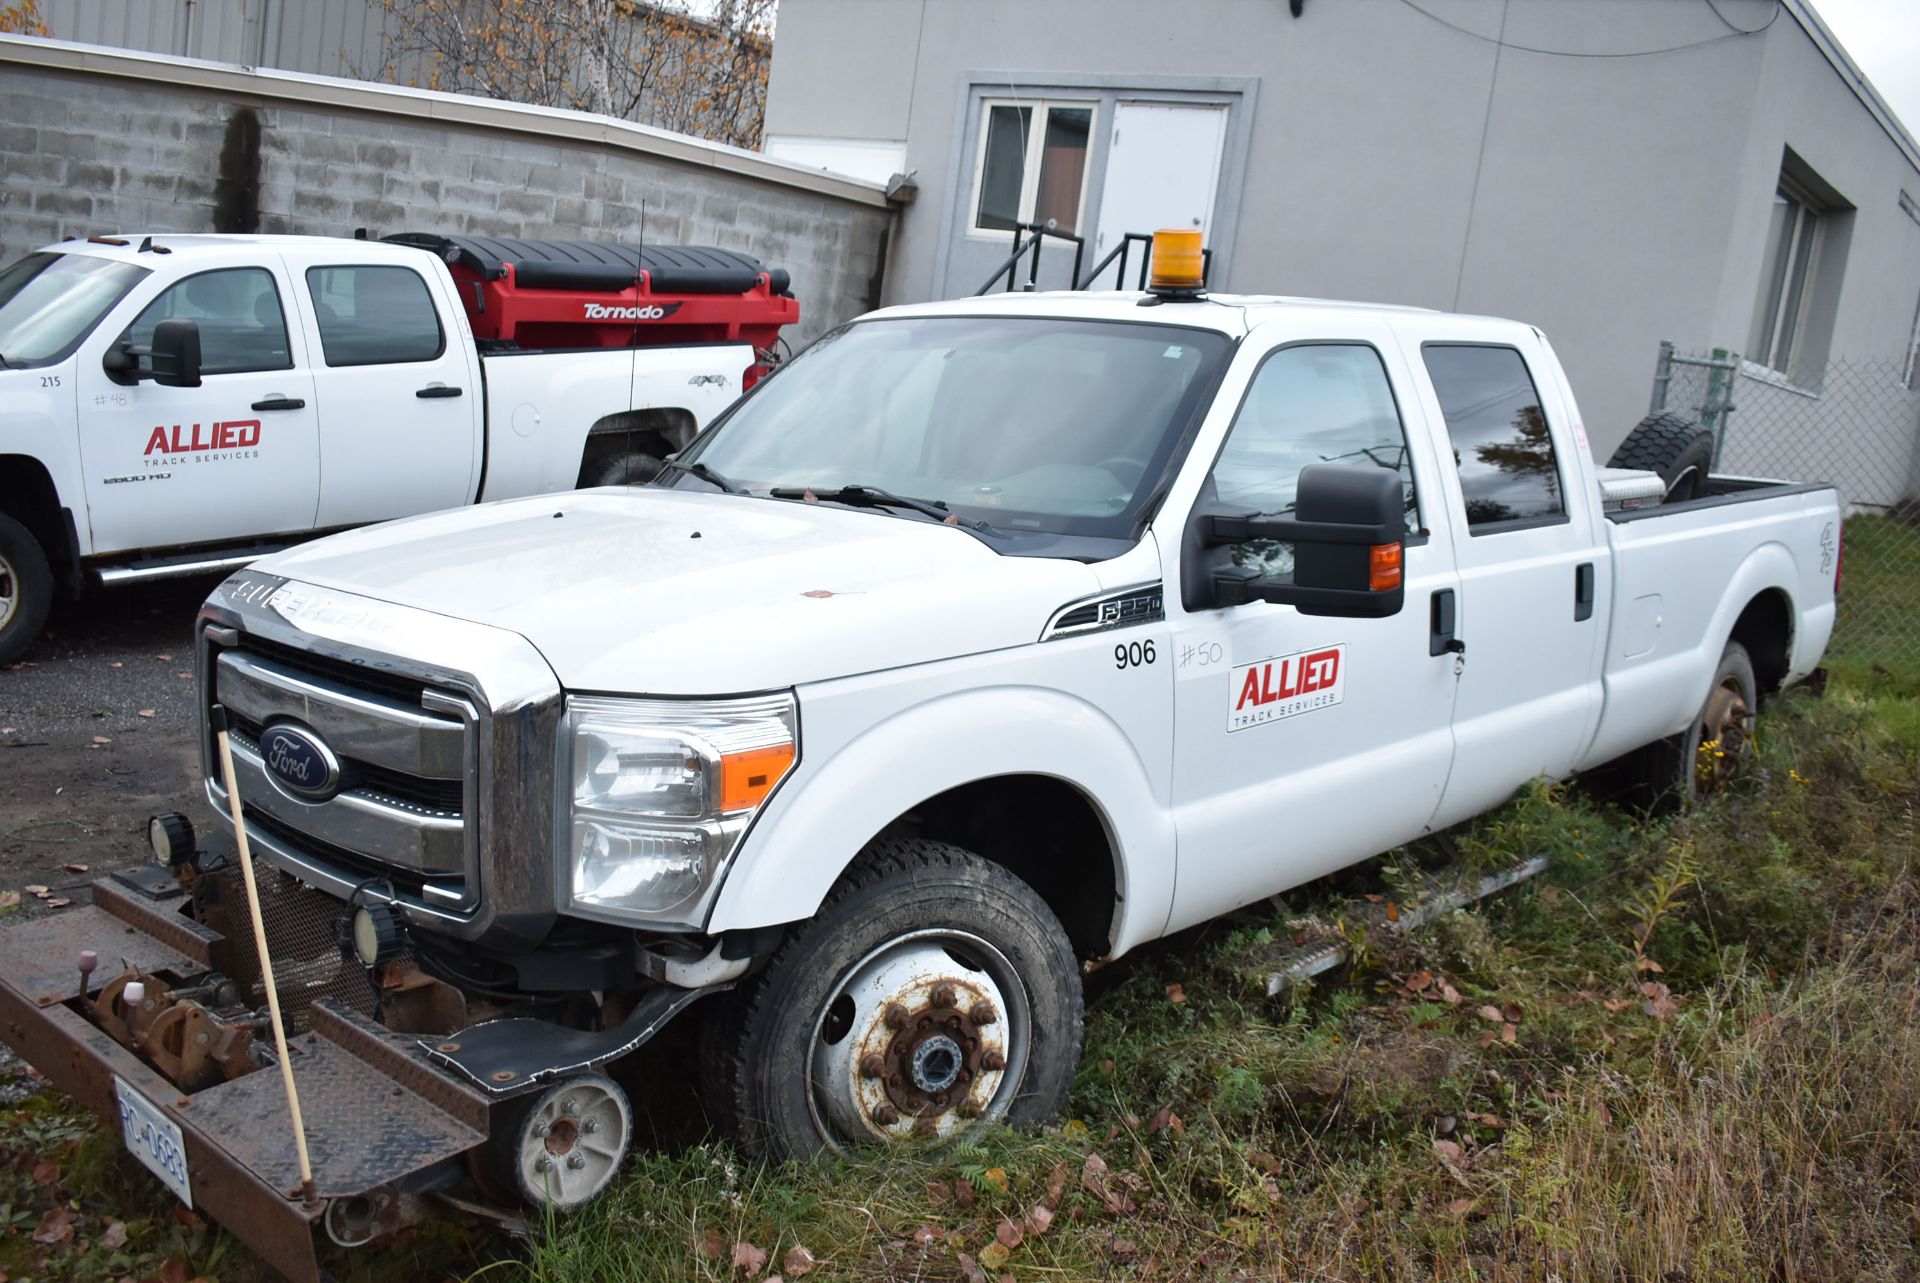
[652,457,744,494]
[768,484,992,532]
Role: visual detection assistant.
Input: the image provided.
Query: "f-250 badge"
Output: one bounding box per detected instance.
[1228,644,1346,732]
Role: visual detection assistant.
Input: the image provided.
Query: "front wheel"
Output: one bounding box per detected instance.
[0,514,54,665]
[703,838,1083,1162]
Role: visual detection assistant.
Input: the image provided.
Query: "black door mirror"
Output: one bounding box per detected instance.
[103,318,202,388]
[1184,464,1406,618]
[148,319,202,387]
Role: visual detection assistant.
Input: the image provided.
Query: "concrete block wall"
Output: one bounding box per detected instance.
[0,62,888,346]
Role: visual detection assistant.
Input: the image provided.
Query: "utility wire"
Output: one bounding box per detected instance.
[1391,0,1781,58]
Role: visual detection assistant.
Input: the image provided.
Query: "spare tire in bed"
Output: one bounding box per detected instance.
[1607,411,1715,503]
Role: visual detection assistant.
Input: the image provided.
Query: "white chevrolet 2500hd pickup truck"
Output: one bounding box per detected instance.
[0,236,1840,1273]
[0,231,795,661]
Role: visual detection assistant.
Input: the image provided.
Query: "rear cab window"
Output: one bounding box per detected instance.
[305,266,445,367]
[1421,343,1566,533]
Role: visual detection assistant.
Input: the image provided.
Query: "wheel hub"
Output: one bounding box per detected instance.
[1696,679,1753,793]
[0,552,16,631]
[811,931,1025,1145]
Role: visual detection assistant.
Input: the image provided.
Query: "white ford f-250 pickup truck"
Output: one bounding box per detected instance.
[0,231,796,660]
[0,235,1839,1274]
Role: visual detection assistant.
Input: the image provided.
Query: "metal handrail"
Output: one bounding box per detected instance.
[973,219,1086,295]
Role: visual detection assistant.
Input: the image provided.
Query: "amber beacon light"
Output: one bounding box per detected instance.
[1147,228,1206,296]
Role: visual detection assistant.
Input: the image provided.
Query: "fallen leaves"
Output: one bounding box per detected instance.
[730,1241,767,1275]
[1165,982,1186,1004]
[781,1244,815,1276]
[1641,980,1681,1020]
[31,1207,73,1245]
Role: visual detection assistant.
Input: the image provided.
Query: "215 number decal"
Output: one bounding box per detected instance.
[1114,639,1157,670]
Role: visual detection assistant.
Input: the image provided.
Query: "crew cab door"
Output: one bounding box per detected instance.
[73,263,321,555]
[1163,321,1461,933]
[1400,329,1607,828]
[284,253,480,527]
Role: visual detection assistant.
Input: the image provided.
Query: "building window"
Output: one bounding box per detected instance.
[1905,289,1920,390]
[970,100,1094,236]
[1747,182,1822,378]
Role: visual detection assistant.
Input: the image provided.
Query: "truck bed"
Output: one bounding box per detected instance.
[1581,476,1840,768]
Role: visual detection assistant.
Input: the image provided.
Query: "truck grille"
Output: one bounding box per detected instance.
[206,633,477,911]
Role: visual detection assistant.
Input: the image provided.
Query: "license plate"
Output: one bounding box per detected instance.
[114,1077,192,1208]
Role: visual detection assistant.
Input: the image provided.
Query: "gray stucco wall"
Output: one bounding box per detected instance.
[767,0,1920,472]
[0,54,890,347]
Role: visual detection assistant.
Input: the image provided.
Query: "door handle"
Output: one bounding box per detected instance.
[1429,588,1464,657]
[416,384,463,399]
[250,396,305,411]
[1574,562,1596,622]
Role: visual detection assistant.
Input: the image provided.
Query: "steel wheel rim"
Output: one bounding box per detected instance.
[0,551,16,632]
[515,1078,629,1209]
[807,927,1031,1151]
[1695,675,1753,794]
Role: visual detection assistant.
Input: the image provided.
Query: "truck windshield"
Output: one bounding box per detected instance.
[683,316,1232,541]
[0,252,150,368]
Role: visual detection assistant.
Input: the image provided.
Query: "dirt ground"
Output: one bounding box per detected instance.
[0,574,228,907]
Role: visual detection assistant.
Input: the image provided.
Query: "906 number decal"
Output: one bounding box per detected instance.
[1114,639,1157,670]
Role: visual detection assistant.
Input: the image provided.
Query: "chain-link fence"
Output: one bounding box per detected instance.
[1650,343,1920,679]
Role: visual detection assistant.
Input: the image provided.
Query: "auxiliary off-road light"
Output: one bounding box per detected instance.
[147,812,195,866]
[349,903,406,968]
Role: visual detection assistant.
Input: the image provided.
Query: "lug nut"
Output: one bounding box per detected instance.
[914,1116,939,1136]
[567,1154,586,1169]
[860,1053,886,1079]
[884,1004,909,1029]
[932,985,957,1009]
[582,1119,598,1135]
[534,1156,551,1172]
[872,1104,900,1127]
[958,1100,984,1119]
[982,1050,1006,1071]
[970,1001,997,1025]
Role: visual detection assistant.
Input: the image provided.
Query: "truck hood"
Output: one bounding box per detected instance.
[254,489,1101,693]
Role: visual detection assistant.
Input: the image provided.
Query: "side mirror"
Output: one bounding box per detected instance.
[102,319,202,388]
[1184,464,1406,618]
[148,320,202,387]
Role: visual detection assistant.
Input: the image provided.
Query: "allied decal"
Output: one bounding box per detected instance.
[1227,644,1346,732]
[142,420,263,465]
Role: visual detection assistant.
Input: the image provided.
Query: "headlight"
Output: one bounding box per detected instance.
[561,693,796,924]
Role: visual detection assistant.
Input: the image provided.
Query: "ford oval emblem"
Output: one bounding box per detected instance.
[259,723,342,802]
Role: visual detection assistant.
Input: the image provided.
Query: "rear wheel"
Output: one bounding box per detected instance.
[0,514,53,665]
[1626,640,1758,811]
[703,838,1083,1162]
[1608,412,1715,503]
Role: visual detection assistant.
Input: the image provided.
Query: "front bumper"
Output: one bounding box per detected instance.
[0,876,491,1283]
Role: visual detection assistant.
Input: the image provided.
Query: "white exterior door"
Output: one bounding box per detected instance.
[284,252,479,528]
[1163,321,1461,934]
[72,264,321,555]
[1093,102,1228,266]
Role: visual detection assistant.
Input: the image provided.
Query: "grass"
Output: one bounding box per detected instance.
[1,536,1915,1282]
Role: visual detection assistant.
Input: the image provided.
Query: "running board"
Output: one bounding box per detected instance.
[1265,855,1548,998]
[95,551,277,585]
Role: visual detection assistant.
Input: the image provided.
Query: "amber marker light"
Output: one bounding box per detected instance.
[1148,228,1206,292]
[719,742,796,813]
[1369,542,1404,592]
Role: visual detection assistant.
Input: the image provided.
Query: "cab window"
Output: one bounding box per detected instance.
[121,268,291,375]
[1422,344,1565,530]
[305,266,444,367]
[1208,342,1420,581]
